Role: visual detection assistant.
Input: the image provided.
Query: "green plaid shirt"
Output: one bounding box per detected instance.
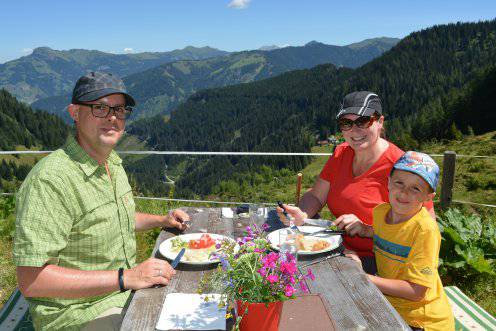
[14,136,137,330]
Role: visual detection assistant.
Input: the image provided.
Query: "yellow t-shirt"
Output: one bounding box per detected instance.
[373,203,454,331]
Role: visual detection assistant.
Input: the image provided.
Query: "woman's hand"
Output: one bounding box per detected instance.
[276,204,307,226]
[334,214,373,237]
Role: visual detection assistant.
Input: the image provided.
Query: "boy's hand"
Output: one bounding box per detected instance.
[334,214,373,237]
[343,249,363,269]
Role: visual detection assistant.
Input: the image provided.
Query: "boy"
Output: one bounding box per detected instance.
[340,151,455,331]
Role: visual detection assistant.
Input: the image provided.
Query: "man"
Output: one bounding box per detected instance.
[14,71,190,330]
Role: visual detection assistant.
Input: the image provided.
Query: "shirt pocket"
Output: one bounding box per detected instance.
[121,190,135,232]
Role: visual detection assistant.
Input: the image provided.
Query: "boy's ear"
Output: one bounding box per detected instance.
[426,192,436,202]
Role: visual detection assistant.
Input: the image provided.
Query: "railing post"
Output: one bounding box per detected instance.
[295,173,303,206]
[440,151,456,210]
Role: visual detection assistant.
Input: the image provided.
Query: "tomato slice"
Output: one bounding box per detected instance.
[188,234,215,249]
[188,239,200,249]
[199,234,215,248]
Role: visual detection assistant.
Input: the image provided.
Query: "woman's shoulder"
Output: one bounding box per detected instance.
[383,141,405,163]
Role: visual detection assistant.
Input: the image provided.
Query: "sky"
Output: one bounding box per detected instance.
[1,0,495,63]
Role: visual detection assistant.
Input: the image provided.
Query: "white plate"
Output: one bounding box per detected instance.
[267,226,342,255]
[159,233,234,265]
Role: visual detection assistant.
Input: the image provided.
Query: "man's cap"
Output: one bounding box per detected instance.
[336,91,382,119]
[393,151,440,192]
[72,71,135,106]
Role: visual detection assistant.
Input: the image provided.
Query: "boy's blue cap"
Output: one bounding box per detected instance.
[393,151,440,192]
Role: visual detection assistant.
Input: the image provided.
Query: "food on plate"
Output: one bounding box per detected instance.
[295,234,331,252]
[170,234,219,262]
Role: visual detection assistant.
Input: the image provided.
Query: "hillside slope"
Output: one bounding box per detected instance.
[127,20,496,196]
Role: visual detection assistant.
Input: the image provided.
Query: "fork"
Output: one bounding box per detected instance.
[298,229,346,236]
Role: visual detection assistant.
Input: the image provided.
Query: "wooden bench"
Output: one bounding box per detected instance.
[0,288,34,331]
[445,286,496,331]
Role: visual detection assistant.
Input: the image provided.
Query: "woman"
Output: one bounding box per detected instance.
[278,91,434,274]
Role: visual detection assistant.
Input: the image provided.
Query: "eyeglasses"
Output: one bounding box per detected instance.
[76,103,133,120]
[338,115,378,131]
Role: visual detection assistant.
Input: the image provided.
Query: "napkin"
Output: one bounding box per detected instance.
[221,208,234,218]
[156,293,226,330]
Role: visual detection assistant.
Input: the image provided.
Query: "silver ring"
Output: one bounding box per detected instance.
[158,269,162,277]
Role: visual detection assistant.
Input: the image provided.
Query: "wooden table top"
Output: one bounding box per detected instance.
[120,207,409,331]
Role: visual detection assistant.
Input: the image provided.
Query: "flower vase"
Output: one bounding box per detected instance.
[236,300,283,331]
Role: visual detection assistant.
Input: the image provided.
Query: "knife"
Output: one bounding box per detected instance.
[171,248,185,269]
[304,218,339,228]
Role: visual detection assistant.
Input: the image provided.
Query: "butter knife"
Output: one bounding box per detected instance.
[304,218,334,227]
[171,248,185,269]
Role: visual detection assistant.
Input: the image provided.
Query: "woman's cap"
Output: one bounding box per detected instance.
[336,91,382,119]
[393,151,440,192]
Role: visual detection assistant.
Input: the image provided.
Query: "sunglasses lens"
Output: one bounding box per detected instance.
[355,116,374,128]
[338,118,353,131]
[338,115,376,131]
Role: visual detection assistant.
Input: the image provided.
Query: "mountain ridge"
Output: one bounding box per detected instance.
[31,37,400,121]
[0,46,229,104]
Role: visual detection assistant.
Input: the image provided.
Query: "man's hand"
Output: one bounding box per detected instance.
[164,209,190,230]
[334,214,373,237]
[124,258,176,290]
[276,204,307,226]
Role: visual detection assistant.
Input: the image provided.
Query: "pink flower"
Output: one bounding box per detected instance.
[258,267,267,277]
[284,285,295,297]
[267,274,279,283]
[280,262,297,275]
[299,281,309,293]
[306,269,315,281]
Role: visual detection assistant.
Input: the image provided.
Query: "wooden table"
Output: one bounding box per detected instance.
[121,207,410,331]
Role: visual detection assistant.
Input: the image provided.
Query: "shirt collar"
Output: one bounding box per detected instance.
[64,135,122,177]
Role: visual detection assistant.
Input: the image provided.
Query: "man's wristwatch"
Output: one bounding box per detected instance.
[118,268,125,292]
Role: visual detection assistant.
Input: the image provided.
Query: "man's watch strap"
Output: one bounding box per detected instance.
[118,268,125,292]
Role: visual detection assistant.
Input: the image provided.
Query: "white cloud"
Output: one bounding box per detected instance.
[21,48,33,54]
[228,0,251,9]
[123,48,134,53]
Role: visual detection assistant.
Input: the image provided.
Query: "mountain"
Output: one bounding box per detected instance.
[30,37,399,121]
[126,20,496,196]
[0,89,68,151]
[346,37,400,52]
[258,45,282,51]
[0,46,229,104]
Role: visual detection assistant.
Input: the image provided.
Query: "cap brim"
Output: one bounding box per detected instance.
[336,106,376,119]
[75,88,136,107]
[392,165,436,192]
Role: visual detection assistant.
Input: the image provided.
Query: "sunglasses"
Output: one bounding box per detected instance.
[338,115,378,131]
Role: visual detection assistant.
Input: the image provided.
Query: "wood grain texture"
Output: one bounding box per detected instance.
[121,208,410,331]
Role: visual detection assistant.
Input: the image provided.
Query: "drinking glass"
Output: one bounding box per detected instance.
[279,228,298,263]
[249,204,265,223]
